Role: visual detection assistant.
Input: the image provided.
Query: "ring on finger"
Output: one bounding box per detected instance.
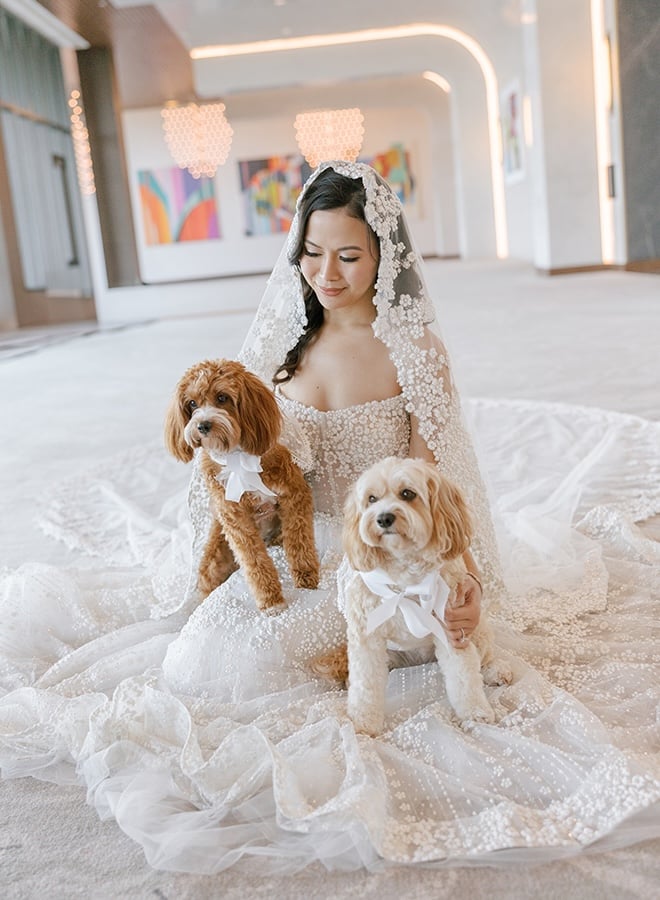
[459,627,467,643]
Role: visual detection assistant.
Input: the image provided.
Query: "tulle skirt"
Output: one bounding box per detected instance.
[1,399,659,874]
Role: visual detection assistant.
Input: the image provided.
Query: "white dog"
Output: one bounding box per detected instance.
[340,456,511,736]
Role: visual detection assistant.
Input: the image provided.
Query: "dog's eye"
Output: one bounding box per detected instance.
[367,495,378,504]
[216,393,229,405]
[187,400,198,413]
[400,489,417,502]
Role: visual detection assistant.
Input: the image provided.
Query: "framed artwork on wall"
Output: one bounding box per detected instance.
[359,143,416,206]
[122,104,435,283]
[237,145,417,239]
[501,81,525,183]
[137,166,221,245]
[239,155,312,236]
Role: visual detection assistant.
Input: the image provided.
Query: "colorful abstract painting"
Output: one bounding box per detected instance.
[138,167,220,245]
[239,155,312,236]
[360,144,415,205]
[501,81,525,183]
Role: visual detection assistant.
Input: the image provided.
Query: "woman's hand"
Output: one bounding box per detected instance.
[443,574,482,649]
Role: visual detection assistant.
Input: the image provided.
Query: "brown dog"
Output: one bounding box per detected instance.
[165,359,319,611]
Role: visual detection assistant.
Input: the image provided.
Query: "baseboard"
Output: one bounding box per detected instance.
[17,294,97,327]
[625,259,660,274]
[537,264,622,276]
[538,260,660,276]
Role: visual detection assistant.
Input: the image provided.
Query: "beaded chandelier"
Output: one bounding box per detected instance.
[294,108,365,168]
[68,90,95,195]
[161,101,234,179]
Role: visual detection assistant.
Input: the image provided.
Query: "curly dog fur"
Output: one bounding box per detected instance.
[341,456,511,735]
[165,359,319,612]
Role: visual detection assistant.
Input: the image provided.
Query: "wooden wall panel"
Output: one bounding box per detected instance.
[37,1,195,107]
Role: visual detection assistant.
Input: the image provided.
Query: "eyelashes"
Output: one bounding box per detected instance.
[302,248,359,263]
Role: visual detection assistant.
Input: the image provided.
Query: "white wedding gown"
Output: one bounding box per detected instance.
[0,394,659,874]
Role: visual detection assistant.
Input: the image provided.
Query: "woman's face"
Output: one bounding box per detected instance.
[299,207,379,315]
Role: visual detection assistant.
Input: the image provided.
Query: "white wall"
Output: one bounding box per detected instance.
[194,34,500,258]
[92,1,607,323]
[191,6,605,271]
[97,90,441,323]
[425,88,459,256]
[442,55,498,258]
[525,0,602,269]
[123,107,291,283]
[122,102,436,285]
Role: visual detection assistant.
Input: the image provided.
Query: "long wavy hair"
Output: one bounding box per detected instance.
[272,168,377,385]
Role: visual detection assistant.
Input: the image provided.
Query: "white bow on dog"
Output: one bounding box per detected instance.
[211,449,277,502]
[360,569,451,645]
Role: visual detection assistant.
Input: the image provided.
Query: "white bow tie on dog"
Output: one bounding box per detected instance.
[211,449,277,502]
[360,568,451,646]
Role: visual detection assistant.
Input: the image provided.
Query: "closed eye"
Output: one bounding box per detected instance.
[400,489,417,502]
[302,249,360,263]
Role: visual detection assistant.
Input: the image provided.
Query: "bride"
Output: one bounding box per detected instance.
[0,161,658,875]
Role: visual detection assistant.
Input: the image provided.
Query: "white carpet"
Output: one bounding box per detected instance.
[1,260,659,898]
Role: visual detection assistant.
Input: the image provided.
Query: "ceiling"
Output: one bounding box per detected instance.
[32,0,406,51]
[32,1,513,109]
[32,0,474,107]
[107,0,441,49]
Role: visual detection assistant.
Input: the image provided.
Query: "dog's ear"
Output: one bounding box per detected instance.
[342,489,381,572]
[428,469,473,559]
[236,369,282,456]
[164,390,194,462]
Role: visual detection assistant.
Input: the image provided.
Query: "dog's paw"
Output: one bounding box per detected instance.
[355,725,381,738]
[293,567,320,590]
[350,714,384,738]
[348,699,384,737]
[482,659,513,686]
[451,687,495,725]
[469,701,495,724]
[262,602,287,616]
[257,595,287,615]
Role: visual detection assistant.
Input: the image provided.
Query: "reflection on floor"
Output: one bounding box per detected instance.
[0,320,151,359]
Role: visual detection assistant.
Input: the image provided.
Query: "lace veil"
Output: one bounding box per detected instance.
[238,161,503,594]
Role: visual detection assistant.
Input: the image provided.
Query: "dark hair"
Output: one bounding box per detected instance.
[272,168,373,385]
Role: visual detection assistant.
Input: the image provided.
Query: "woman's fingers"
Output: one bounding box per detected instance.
[443,579,482,648]
[445,626,469,648]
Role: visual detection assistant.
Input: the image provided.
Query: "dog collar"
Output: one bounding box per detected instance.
[360,568,451,645]
[211,449,277,503]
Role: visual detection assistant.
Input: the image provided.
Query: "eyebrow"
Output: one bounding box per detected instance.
[304,239,365,252]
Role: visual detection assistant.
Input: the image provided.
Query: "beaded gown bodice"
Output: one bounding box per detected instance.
[277,392,410,517]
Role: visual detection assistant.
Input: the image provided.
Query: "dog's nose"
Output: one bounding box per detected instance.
[197,420,212,435]
[376,512,395,529]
